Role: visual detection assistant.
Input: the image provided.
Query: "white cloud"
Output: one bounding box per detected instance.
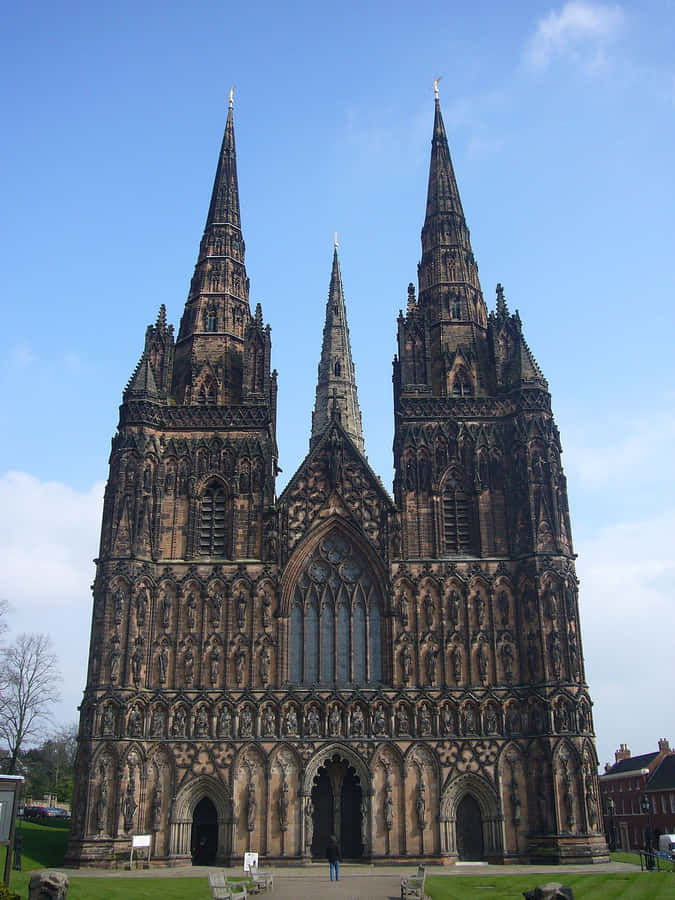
[577,511,675,770]
[524,2,625,72]
[0,472,104,737]
[8,344,35,369]
[564,413,675,490]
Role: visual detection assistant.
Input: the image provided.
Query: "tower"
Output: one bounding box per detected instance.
[68,91,607,867]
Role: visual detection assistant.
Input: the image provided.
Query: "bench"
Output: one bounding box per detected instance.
[208,872,249,900]
[401,865,425,899]
[249,861,274,893]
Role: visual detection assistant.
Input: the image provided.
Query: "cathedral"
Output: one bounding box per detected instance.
[66,90,609,867]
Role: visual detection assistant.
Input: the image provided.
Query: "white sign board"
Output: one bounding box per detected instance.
[244,851,258,872]
[132,834,152,848]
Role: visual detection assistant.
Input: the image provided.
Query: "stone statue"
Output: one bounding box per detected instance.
[360,797,368,847]
[186,592,197,629]
[401,646,412,683]
[419,705,432,735]
[477,641,489,682]
[484,706,498,734]
[399,591,409,627]
[527,632,538,680]
[183,647,194,684]
[451,643,462,683]
[136,588,147,627]
[497,590,509,627]
[328,705,341,736]
[474,593,486,628]
[131,646,143,683]
[416,784,427,831]
[247,782,257,831]
[102,706,115,736]
[351,706,365,736]
[304,798,314,847]
[373,705,387,735]
[586,776,598,829]
[423,592,434,629]
[262,707,275,737]
[109,646,120,683]
[462,705,475,734]
[425,648,437,684]
[218,707,232,737]
[154,645,167,685]
[259,646,271,685]
[234,647,246,686]
[172,707,187,737]
[446,590,460,629]
[305,706,320,737]
[195,707,209,737]
[284,707,298,737]
[501,641,514,682]
[123,776,137,833]
[383,779,394,831]
[152,786,162,831]
[240,707,253,738]
[395,706,409,735]
[211,591,223,626]
[150,709,164,737]
[440,705,453,736]
[95,772,107,833]
[210,649,220,685]
[278,779,289,830]
[236,591,247,631]
[113,588,125,625]
[261,590,272,628]
[128,705,142,736]
[161,593,171,628]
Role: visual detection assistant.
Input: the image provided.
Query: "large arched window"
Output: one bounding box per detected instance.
[199,482,228,557]
[442,475,472,554]
[289,532,383,685]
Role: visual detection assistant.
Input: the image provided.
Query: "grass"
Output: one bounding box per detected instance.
[425,873,675,899]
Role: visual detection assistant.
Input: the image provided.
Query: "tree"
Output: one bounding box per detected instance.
[0,633,62,774]
[22,724,77,802]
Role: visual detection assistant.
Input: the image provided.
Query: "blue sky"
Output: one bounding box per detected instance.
[1,0,673,770]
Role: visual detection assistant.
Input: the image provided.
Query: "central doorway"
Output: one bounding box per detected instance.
[191,796,218,865]
[456,794,484,861]
[311,754,363,859]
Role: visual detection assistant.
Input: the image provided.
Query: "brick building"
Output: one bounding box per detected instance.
[66,90,608,866]
[600,739,675,850]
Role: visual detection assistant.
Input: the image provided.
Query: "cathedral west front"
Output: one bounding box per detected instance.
[66,89,609,867]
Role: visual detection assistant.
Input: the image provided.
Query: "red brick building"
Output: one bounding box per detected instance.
[599,739,675,850]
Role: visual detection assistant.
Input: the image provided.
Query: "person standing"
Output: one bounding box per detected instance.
[326,833,341,882]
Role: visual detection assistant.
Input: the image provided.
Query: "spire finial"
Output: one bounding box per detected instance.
[334,231,339,248]
[433,76,442,99]
[228,86,235,109]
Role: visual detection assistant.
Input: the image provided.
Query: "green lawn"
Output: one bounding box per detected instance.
[426,873,675,899]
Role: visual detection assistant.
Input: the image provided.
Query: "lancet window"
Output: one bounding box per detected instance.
[289,532,383,685]
[199,481,228,557]
[442,474,472,554]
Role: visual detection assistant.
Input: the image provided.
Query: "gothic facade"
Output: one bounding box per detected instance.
[66,93,608,867]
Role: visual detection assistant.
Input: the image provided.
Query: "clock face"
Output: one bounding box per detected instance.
[309,561,329,583]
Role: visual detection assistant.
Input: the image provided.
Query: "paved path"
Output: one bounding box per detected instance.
[52,860,641,899]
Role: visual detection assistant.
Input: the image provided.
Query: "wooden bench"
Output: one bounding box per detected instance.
[208,872,249,900]
[248,861,274,893]
[401,865,425,900]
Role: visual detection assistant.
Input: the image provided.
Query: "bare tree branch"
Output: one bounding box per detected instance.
[0,633,62,774]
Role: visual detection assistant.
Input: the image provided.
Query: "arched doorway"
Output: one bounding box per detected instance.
[311,754,363,859]
[456,794,484,861]
[191,797,218,865]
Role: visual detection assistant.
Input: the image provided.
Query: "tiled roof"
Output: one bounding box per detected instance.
[603,752,659,776]
[647,755,675,791]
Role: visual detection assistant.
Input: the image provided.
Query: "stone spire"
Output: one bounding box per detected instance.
[310,242,364,453]
[173,91,254,404]
[418,93,487,327]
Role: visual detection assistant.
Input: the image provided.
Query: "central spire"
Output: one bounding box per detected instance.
[310,243,364,453]
[418,90,486,327]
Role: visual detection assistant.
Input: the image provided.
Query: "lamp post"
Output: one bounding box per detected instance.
[606,797,616,852]
[641,794,654,869]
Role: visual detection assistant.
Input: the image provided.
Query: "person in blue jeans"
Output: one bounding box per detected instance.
[326,833,341,881]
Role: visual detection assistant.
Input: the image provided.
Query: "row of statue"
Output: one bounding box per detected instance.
[97,695,592,740]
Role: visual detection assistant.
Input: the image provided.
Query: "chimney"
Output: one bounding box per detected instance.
[658,738,671,753]
[615,744,631,763]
